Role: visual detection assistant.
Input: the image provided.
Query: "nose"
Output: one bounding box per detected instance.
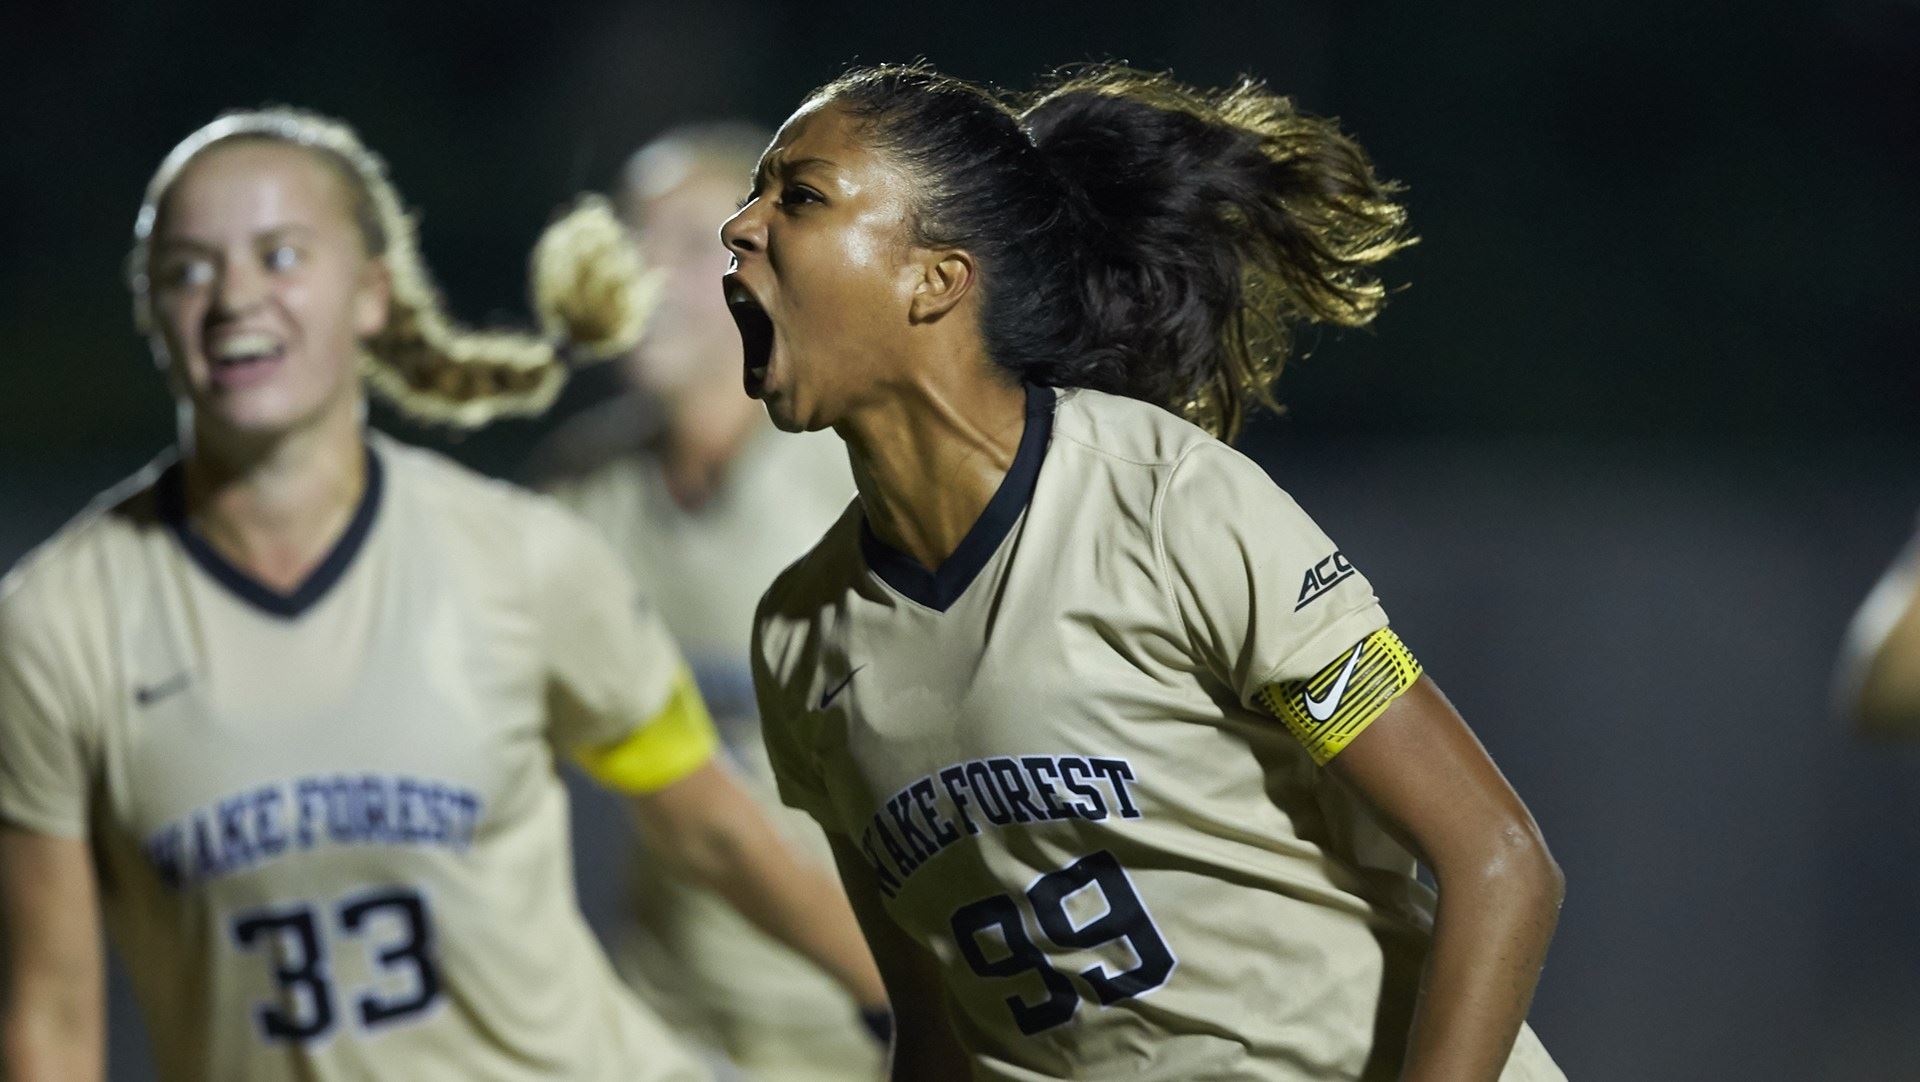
[212,253,267,318]
[720,201,764,259]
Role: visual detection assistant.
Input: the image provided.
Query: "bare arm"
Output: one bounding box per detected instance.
[0,827,105,1082]
[630,759,887,1010]
[1840,533,1920,736]
[1326,676,1564,1082]
[825,833,971,1082]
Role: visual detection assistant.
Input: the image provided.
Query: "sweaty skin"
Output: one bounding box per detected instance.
[722,102,1028,573]
[726,95,1562,1080]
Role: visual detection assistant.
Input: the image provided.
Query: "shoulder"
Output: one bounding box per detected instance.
[2,457,170,624]
[1047,387,1216,470]
[1044,387,1283,528]
[753,500,861,658]
[378,431,558,532]
[1,455,171,684]
[1153,431,1327,573]
[1045,386,1273,513]
[1044,392,1342,617]
[1051,386,1276,482]
[373,432,618,587]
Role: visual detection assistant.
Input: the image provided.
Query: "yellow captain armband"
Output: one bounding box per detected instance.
[573,669,721,794]
[1257,627,1423,766]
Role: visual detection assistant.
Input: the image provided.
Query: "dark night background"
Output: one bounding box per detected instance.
[2,2,1916,1078]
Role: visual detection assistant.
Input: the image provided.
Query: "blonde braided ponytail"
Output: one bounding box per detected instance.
[131,107,658,427]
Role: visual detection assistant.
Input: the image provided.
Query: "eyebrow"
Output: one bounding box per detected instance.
[154,224,318,254]
[750,156,838,195]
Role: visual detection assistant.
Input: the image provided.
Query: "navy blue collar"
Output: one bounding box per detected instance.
[859,383,1055,612]
[158,445,384,620]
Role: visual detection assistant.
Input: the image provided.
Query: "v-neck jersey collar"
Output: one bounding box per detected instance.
[157,443,385,620]
[858,383,1056,612]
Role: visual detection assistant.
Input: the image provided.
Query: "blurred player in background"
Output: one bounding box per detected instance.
[0,108,882,1082]
[1839,524,1920,734]
[733,63,1566,1079]
[529,125,879,1081]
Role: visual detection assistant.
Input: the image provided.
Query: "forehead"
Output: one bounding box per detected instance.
[159,141,355,237]
[761,99,878,174]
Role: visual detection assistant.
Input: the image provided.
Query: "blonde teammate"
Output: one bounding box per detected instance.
[532,125,879,1080]
[732,64,1567,1079]
[0,108,882,1082]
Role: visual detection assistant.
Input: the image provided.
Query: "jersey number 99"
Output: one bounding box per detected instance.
[229,886,441,1044]
[949,850,1176,1035]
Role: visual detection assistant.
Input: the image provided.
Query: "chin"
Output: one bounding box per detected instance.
[765,387,847,435]
[191,386,342,442]
[761,394,810,433]
[201,399,308,436]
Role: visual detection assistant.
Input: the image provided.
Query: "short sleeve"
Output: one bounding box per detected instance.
[0,580,95,838]
[1156,442,1389,706]
[529,502,685,753]
[750,588,837,831]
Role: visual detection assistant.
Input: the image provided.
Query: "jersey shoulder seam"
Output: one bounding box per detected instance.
[1148,440,1216,661]
[1047,428,1190,470]
[2,457,167,605]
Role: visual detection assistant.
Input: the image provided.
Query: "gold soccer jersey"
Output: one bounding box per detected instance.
[753,386,1563,1081]
[539,409,881,1079]
[0,433,711,1082]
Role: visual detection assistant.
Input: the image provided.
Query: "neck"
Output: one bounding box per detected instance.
[180,403,369,593]
[839,354,1027,573]
[659,372,767,510]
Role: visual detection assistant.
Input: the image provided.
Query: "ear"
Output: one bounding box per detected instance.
[353,258,392,339]
[907,249,976,324]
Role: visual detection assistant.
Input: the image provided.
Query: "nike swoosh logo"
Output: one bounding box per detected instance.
[134,672,192,707]
[1304,644,1364,723]
[819,665,866,710]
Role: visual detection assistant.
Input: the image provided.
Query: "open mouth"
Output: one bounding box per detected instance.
[722,274,773,398]
[205,330,287,388]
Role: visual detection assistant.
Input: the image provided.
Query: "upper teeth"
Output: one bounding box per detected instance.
[726,284,756,307]
[210,332,281,361]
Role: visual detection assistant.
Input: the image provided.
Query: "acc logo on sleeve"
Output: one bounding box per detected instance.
[1257,627,1422,765]
[1295,550,1358,611]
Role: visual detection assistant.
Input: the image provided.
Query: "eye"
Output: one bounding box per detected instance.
[264,244,302,272]
[778,185,823,209]
[159,258,215,289]
[735,190,757,211]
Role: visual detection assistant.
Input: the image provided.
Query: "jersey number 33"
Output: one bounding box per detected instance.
[229,886,441,1044]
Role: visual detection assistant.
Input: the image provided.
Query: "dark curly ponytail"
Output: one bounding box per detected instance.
[815,62,1413,441]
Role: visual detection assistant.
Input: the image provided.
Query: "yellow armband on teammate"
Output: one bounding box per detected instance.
[574,668,720,794]
[1257,627,1422,766]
